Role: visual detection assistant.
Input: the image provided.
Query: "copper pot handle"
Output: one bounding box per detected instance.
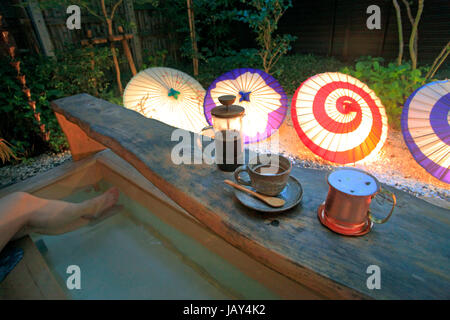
[368,188,396,224]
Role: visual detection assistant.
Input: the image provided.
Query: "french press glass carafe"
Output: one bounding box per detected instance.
[201,95,245,171]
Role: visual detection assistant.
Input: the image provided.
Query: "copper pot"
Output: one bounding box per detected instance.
[318,168,396,236]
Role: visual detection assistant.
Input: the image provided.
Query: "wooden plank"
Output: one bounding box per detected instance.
[27,0,54,56]
[55,112,106,161]
[0,237,66,299]
[51,94,450,300]
[124,0,143,69]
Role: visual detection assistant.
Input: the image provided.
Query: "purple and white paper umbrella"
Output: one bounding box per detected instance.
[204,68,288,144]
[401,80,450,183]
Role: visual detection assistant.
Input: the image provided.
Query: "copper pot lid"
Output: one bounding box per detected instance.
[326,167,381,197]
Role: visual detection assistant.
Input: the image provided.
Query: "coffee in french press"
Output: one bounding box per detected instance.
[201,95,245,171]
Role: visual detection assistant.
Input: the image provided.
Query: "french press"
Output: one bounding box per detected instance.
[201,95,245,171]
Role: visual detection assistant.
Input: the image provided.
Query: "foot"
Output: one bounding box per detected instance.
[82,187,119,220]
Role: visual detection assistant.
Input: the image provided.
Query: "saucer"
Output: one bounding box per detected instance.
[233,176,303,213]
[317,203,373,236]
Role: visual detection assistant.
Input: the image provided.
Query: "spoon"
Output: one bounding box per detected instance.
[224,179,285,208]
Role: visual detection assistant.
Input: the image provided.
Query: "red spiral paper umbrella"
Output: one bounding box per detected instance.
[291,72,388,164]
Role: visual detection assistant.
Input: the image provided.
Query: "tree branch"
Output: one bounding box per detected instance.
[100,0,109,19]
[429,49,449,79]
[426,41,450,79]
[409,0,424,69]
[402,0,418,59]
[392,0,403,65]
[111,0,123,21]
[401,0,414,24]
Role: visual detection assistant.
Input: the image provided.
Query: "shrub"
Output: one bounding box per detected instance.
[42,45,114,97]
[234,0,297,74]
[0,138,17,164]
[196,49,261,87]
[164,52,345,94]
[0,46,114,164]
[340,56,428,129]
[274,54,347,94]
[141,49,169,69]
[0,58,57,161]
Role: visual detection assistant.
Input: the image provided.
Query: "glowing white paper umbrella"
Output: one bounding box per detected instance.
[123,67,207,133]
[291,72,388,164]
[401,80,450,183]
[204,68,288,144]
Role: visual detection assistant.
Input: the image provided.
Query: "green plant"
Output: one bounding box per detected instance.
[34,45,114,97]
[341,56,428,129]
[234,0,297,74]
[0,138,17,164]
[141,49,169,69]
[0,46,115,164]
[193,49,261,87]
[38,0,159,93]
[274,54,347,94]
[1,58,46,161]
[142,0,241,75]
[101,88,124,106]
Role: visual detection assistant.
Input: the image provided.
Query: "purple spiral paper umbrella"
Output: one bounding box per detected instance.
[401,80,450,183]
[204,68,288,144]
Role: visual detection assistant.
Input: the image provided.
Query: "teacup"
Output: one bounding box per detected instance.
[234,153,292,196]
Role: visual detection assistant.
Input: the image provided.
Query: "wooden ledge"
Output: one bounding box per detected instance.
[0,237,66,300]
[51,94,450,300]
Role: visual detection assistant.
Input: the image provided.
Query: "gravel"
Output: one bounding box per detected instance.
[0,151,72,189]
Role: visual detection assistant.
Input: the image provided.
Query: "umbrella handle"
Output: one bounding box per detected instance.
[368,188,396,224]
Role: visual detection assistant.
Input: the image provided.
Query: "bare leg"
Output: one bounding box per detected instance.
[0,188,119,252]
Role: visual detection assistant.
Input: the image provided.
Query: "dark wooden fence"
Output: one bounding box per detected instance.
[280,0,450,63]
[1,0,449,65]
[41,2,181,64]
[0,0,180,67]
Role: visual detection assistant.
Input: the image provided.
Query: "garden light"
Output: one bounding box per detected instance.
[291,72,388,164]
[123,67,207,133]
[204,68,288,144]
[401,80,450,183]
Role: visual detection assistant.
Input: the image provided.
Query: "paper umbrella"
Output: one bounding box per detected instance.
[123,67,208,133]
[401,80,449,183]
[291,72,388,164]
[204,68,288,144]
